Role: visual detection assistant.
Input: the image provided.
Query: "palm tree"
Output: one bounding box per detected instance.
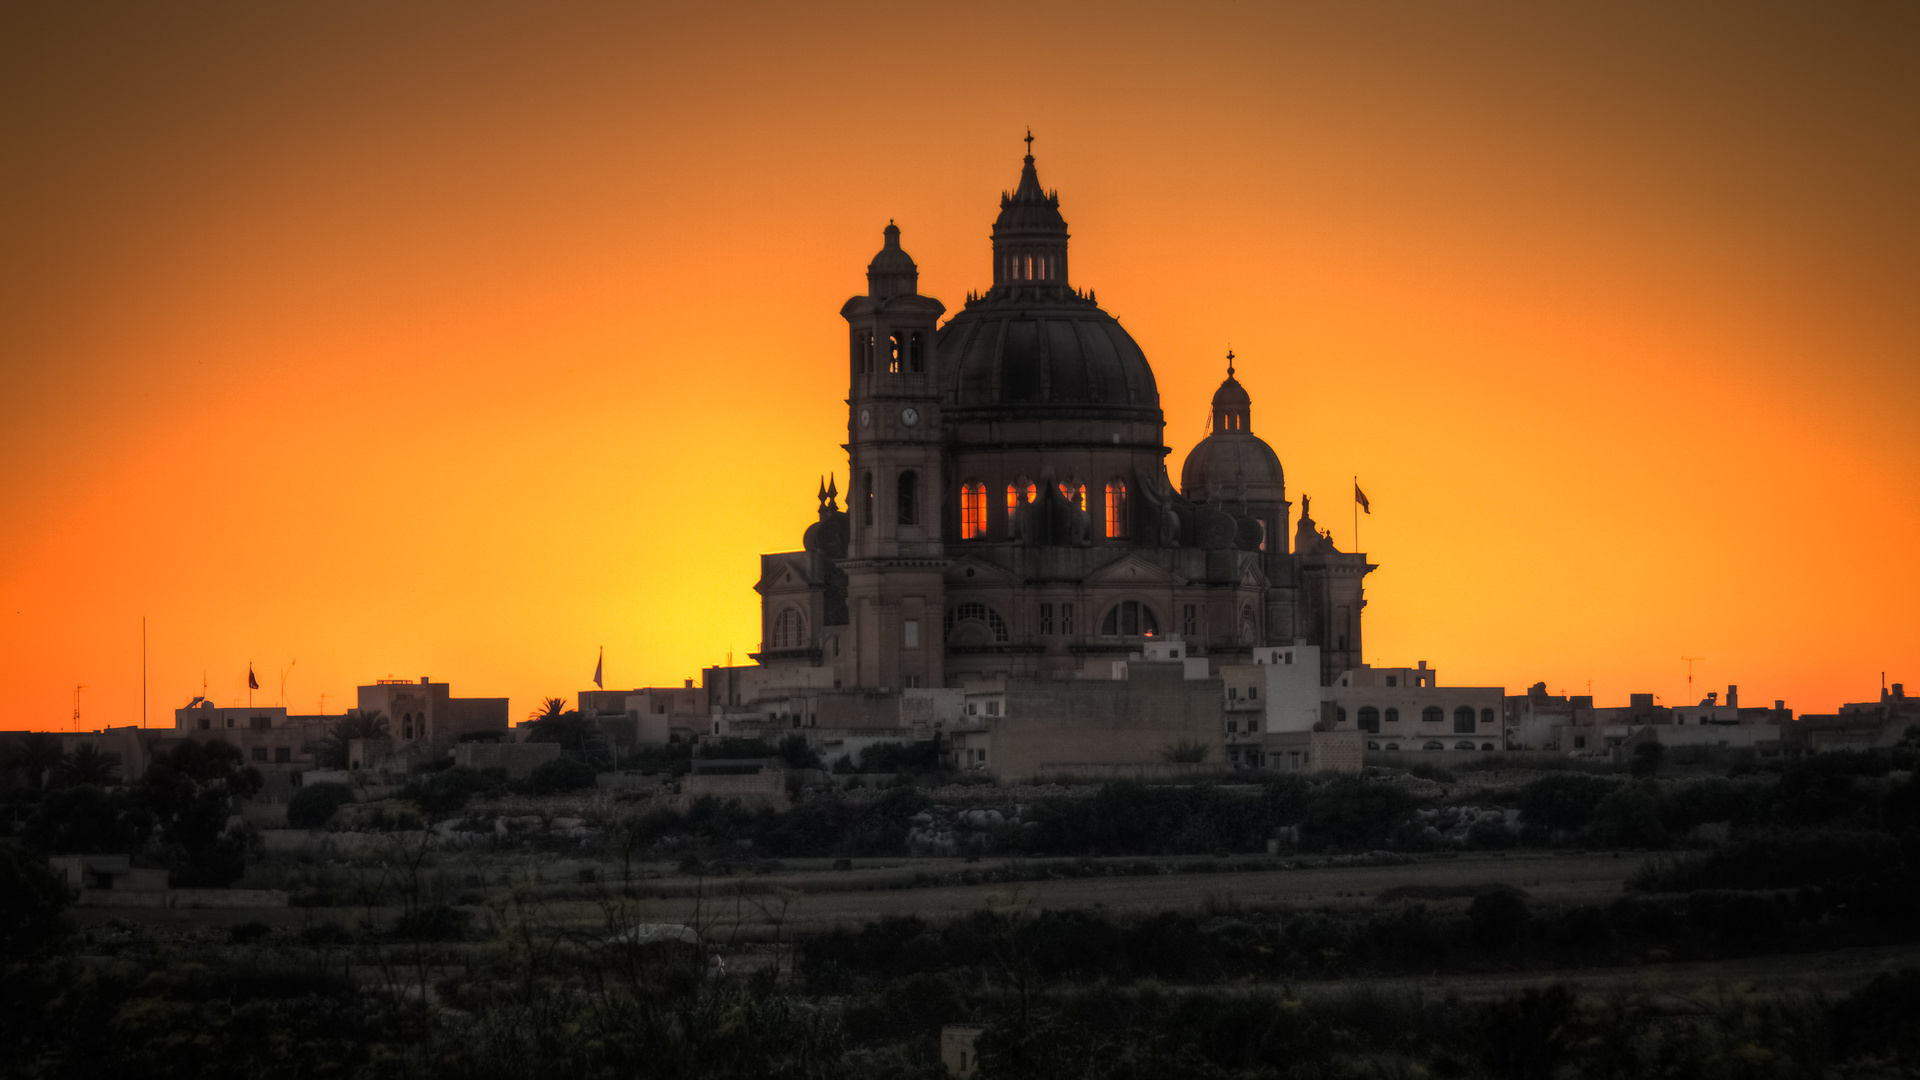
[54,742,121,787]
[528,696,567,723]
[317,710,389,769]
[9,733,66,790]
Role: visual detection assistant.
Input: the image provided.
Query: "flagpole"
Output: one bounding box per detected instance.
[1353,476,1359,552]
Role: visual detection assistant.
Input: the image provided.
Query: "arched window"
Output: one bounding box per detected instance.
[1422,706,1444,724]
[909,331,925,373]
[1481,743,1496,752]
[896,471,918,525]
[1480,708,1496,725]
[851,332,863,373]
[1104,481,1128,539]
[771,607,808,649]
[1358,706,1380,733]
[1453,740,1476,751]
[1384,707,1400,724]
[1025,255,1033,279]
[1239,604,1257,644]
[1423,740,1445,751]
[861,471,874,526]
[1099,600,1159,637]
[944,602,1010,642]
[861,333,874,374]
[959,481,987,539]
[1384,742,1400,751]
[887,333,902,374]
[1453,706,1476,733]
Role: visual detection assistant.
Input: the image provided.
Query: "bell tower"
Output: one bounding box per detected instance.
[838,223,947,690]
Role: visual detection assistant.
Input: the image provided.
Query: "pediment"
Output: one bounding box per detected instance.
[942,555,1022,586]
[1083,553,1186,587]
[754,552,813,593]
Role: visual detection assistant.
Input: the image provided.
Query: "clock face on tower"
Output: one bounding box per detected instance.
[859,408,871,429]
[900,407,919,427]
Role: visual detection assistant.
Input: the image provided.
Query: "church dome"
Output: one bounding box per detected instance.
[866,221,918,297]
[937,298,1158,416]
[1180,356,1284,502]
[1181,430,1284,502]
[936,138,1159,419]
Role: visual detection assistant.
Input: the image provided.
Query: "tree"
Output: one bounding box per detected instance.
[23,784,152,855]
[525,710,612,769]
[287,782,356,829]
[139,739,263,887]
[53,742,121,787]
[1630,740,1665,778]
[528,696,567,723]
[0,846,70,964]
[317,710,389,769]
[6,733,66,790]
[1160,740,1210,764]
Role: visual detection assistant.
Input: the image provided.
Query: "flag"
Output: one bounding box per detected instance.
[247,665,259,690]
[1354,482,1371,514]
[592,647,603,689]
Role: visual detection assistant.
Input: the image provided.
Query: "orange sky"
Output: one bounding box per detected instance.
[2,2,1915,728]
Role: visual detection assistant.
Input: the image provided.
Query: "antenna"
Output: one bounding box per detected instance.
[280,660,297,707]
[1682,656,1705,704]
[316,691,331,715]
[72,684,89,732]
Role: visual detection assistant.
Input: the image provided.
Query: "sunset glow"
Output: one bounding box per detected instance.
[2,3,1915,727]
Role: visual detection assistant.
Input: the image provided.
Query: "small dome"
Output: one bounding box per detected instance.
[994,153,1067,237]
[1212,373,1251,414]
[1180,430,1285,504]
[866,221,918,297]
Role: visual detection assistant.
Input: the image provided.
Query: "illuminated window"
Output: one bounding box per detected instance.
[909,331,925,373]
[1025,255,1033,279]
[1104,481,1128,538]
[771,607,808,649]
[1060,482,1084,510]
[944,602,1010,642]
[888,333,902,374]
[896,471,918,525]
[960,481,987,539]
[861,472,874,526]
[1099,600,1158,637]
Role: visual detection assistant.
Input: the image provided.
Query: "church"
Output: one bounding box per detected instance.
[751,142,1373,695]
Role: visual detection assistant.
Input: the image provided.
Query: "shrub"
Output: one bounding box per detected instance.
[1629,740,1664,778]
[1518,774,1618,833]
[1585,783,1669,848]
[392,903,473,942]
[1632,829,1903,893]
[0,845,70,963]
[287,783,356,829]
[777,734,824,770]
[524,756,598,795]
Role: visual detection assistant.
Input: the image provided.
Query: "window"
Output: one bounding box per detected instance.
[275,747,291,763]
[903,619,920,649]
[1481,708,1495,725]
[252,747,268,762]
[1061,603,1073,634]
[1104,481,1128,538]
[1227,720,1238,733]
[1182,604,1197,637]
[1386,676,1397,687]
[1423,740,1445,751]
[944,602,1010,642]
[862,471,874,526]
[856,332,874,374]
[1099,600,1158,637]
[1247,719,1258,732]
[771,607,808,649]
[198,716,210,731]
[1422,706,1444,724]
[1385,707,1400,724]
[909,331,925,373]
[250,715,271,730]
[960,481,987,538]
[896,471,918,525]
[1249,687,1258,699]
[1038,603,1053,635]
[1337,706,1348,724]
[1358,706,1380,733]
[1454,740,1476,751]
[1453,706,1476,733]
[1385,742,1400,751]
[986,701,999,716]
[1573,735,1587,749]
[1060,482,1084,509]
[888,332,902,374]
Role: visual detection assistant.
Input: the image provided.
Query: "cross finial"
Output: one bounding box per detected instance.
[1024,128,1034,156]
[1226,348,1235,377]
